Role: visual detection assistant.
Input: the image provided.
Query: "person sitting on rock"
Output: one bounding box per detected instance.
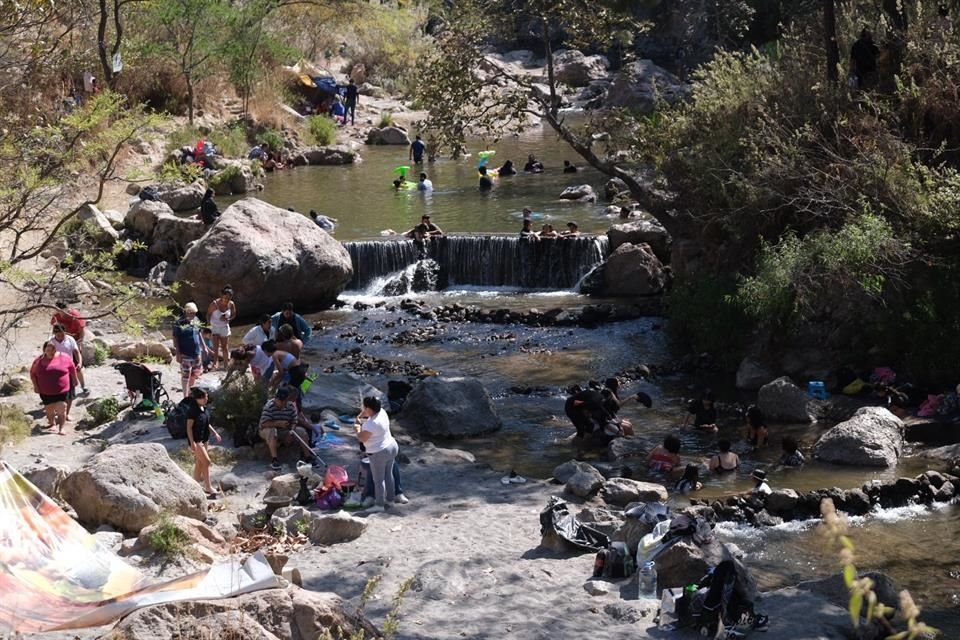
[675,464,703,495]
[779,436,805,468]
[248,143,269,160]
[562,160,579,173]
[405,214,443,239]
[685,389,718,432]
[744,405,769,449]
[259,386,315,472]
[243,314,275,347]
[647,434,682,473]
[200,188,220,225]
[708,439,740,474]
[271,302,312,342]
[560,221,580,237]
[751,469,772,495]
[523,154,544,173]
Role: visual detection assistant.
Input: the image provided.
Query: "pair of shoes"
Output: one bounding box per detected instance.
[500,470,528,485]
[270,458,282,472]
[361,496,375,508]
[206,492,219,500]
[394,493,410,504]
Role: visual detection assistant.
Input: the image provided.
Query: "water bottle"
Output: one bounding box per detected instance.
[637,561,657,599]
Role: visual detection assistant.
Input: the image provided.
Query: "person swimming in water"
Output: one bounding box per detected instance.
[478,166,493,190]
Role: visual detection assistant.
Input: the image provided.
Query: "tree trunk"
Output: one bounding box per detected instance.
[186,73,195,124]
[824,0,839,82]
[97,0,114,87]
[109,0,125,89]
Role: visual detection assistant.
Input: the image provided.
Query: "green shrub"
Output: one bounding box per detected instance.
[0,404,32,445]
[87,397,120,426]
[307,115,337,145]
[211,375,269,440]
[378,113,394,128]
[254,128,285,152]
[208,164,241,189]
[91,341,109,367]
[147,512,190,557]
[210,123,250,158]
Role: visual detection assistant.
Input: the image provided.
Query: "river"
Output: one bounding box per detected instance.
[230,126,959,633]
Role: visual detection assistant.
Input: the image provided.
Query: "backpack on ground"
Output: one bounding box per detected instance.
[595,541,636,579]
[164,398,192,439]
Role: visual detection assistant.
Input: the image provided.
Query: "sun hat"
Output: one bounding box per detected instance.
[184,302,198,314]
[752,469,767,482]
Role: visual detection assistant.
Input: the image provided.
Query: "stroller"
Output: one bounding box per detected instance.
[114,362,172,415]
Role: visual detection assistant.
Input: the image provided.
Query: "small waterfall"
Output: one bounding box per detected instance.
[343,235,609,293]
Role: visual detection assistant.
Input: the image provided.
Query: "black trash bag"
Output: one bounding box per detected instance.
[625,501,671,524]
[539,496,609,552]
[690,560,761,637]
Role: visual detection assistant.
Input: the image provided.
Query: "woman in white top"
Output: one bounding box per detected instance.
[50,323,87,396]
[206,285,237,371]
[242,314,275,347]
[357,396,398,512]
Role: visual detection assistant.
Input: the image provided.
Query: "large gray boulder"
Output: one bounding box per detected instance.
[606,60,689,112]
[61,443,207,532]
[558,184,597,202]
[308,511,368,545]
[173,198,352,316]
[154,180,206,212]
[209,160,260,195]
[565,465,606,498]
[399,376,501,438]
[552,49,609,86]
[553,459,598,484]
[366,126,410,145]
[124,199,205,261]
[607,220,670,262]
[77,204,119,246]
[100,586,375,640]
[601,478,667,506]
[602,242,666,297]
[291,145,359,166]
[736,357,774,390]
[656,539,757,600]
[813,406,904,467]
[757,376,812,423]
[301,373,386,415]
[604,177,629,201]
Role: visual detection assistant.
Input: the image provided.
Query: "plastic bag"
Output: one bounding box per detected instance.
[315,486,343,510]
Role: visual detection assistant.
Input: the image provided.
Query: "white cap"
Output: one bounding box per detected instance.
[184,302,198,313]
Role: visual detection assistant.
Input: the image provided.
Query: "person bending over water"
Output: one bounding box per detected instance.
[685,389,718,432]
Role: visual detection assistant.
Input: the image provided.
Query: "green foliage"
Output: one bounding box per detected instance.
[0,404,32,445]
[254,129,285,152]
[147,512,191,557]
[668,277,749,367]
[378,113,395,128]
[735,215,906,330]
[307,116,337,145]
[159,161,203,185]
[322,574,414,640]
[211,123,250,158]
[210,375,269,440]
[820,498,939,639]
[87,397,121,426]
[208,164,241,189]
[91,341,110,367]
[345,4,428,93]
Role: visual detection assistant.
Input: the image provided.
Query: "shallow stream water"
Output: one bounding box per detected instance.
[227,127,959,632]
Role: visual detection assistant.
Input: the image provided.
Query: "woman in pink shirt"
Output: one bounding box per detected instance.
[30,341,78,434]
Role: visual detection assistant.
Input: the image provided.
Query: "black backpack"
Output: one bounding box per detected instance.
[595,541,636,579]
[164,398,192,439]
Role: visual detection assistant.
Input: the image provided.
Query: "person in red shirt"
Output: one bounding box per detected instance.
[30,341,78,434]
[51,302,86,342]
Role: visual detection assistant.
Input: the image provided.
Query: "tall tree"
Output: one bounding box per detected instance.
[141,0,232,123]
[96,0,146,89]
[824,0,839,81]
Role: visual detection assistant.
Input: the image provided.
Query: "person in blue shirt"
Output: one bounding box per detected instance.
[330,96,346,124]
[271,302,312,342]
[248,143,268,160]
[409,134,426,163]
